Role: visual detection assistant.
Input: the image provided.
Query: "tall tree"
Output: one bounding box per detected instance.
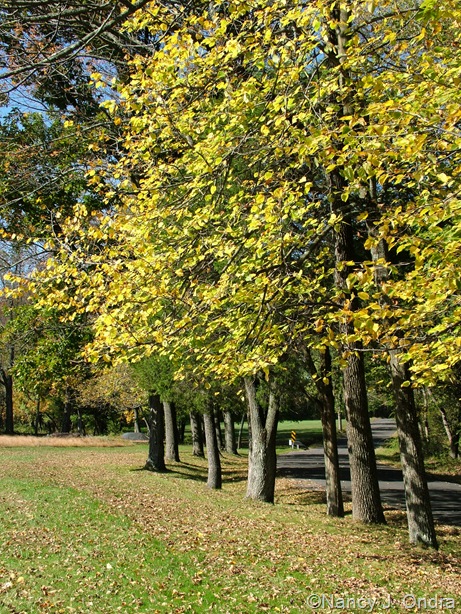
[244,375,279,503]
[366,193,437,547]
[145,392,166,472]
[304,347,344,518]
[190,410,205,457]
[203,406,222,490]
[163,400,180,462]
[14,0,461,543]
[223,410,237,455]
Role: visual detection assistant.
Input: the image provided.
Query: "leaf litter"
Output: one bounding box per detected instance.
[1,446,460,613]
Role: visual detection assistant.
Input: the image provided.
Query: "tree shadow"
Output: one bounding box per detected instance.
[275,486,327,507]
[163,464,208,482]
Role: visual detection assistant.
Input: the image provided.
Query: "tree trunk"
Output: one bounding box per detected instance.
[338,403,343,433]
[190,411,204,457]
[365,177,437,546]
[171,402,181,457]
[330,186,384,523]
[344,351,385,523]
[421,388,430,442]
[76,408,85,435]
[244,376,279,503]
[178,419,186,444]
[325,4,384,524]
[214,409,224,450]
[60,388,73,433]
[145,393,166,472]
[164,400,180,462]
[237,412,245,450]
[3,371,14,435]
[223,410,237,454]
[313,349,344,517]
[203,409,222,489]
[133,406,141,433]
[34,397,41,436]
[439,406,460,460]
[389,354,438,548]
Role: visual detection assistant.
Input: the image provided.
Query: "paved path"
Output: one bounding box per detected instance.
[277,418,461,526]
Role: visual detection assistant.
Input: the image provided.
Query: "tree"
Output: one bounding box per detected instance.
[190,410,205,457]
[0,0,153,89]
[14,0,461,543]
[0,241,47,433]
[131,356,175,471]
[244,375,279,503]
[223,409,237,455]
[163,400,180,462]
[145,392,166,472]
[304,347,344,518]
[427,383,461,460]
[0,107,106,240]
[203,406,222,489]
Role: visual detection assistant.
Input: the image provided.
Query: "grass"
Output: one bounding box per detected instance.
[275,420,324,448]
[225,419,325,451]
[1,437,460,613]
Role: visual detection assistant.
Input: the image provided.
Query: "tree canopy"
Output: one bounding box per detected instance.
[13,0,459,387]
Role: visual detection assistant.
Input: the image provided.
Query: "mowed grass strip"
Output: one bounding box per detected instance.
[1,443,460,613]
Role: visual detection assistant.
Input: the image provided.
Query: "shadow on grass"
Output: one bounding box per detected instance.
[131,452,250,486]
[275,485,327,507]
[130,466,169,474]
[221,470,248,484]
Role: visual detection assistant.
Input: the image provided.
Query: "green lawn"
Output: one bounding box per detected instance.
[1,440,460,613]
[275,420,324,449]
[208,419,325,451]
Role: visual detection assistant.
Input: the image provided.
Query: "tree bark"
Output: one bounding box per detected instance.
[343,351,385,523]
[34,397,41,436]
[305,348,344,517]
[190,411,205,457]
[145,393,166,472]
[214,409,224,450]
[164,400,180,462]
[331,182,384,524]
[237,412,245,450]
[367,179,437,547]
[2,370,14,435]
[203,409,222,489]
[389,354,438,548]
[223,410,237,454]
[439,406,460,459]
[133,406,141,433]
[326,3,385,525]
[244,376,279,503]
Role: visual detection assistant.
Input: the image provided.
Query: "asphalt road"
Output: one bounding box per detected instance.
[277,418,461,526]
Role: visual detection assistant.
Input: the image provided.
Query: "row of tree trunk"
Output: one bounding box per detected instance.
[144,343,438,549]
[144,394,238,489]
